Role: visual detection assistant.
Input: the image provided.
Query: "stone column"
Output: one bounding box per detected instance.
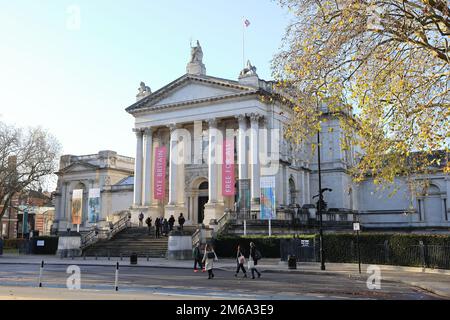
[207,119,218,203]
[143,128,153,206]
[168,124,178,205]
[165,125,188,219]
[250,113,261,206]
[236,114,248,180]
[301,170,306,205]
[133,129,144,206]
[204,118,224,224]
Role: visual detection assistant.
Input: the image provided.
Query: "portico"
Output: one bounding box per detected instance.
[125,41,310,227]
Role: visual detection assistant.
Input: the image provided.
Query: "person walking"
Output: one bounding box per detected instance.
[154,217,160,238]
[234,244,247,278]
[145,216,152,235]
[168,215,175,232]
[178,213,185,232]
[163,218,169,237]
[138,212,144,227]
[192,243,204,272]
[249,242,261,279]
[202,244,218,279]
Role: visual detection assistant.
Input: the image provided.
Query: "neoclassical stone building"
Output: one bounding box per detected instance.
[53,151,134,232]
[126,42,450,231]
[53,42,450,232]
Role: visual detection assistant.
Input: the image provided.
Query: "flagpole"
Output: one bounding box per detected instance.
[242,17,245,69]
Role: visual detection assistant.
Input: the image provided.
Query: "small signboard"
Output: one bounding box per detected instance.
[353,222,361,231]
[36,240,45,247]
[301,240,310,247]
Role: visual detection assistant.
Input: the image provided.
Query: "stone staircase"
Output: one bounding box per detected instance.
[83,227,169,258]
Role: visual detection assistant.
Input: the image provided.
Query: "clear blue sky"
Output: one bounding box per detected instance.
[0,1,290,158]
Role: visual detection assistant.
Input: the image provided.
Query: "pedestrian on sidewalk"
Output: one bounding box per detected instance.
[155,217,161,238]
[168,215,175,231]
[249,242,262,279]
[202,244,218,279]
[234,244,247,278]
[192,243,204,272]
[178,213,185,232]
[145,216,152,235]
[138,212,144,227]
[163,218,169,236]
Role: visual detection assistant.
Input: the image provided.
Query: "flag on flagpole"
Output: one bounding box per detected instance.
[244,19,251,27]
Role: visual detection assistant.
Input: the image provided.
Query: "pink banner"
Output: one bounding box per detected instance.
[222,138,235,196]
[154,146,167,200]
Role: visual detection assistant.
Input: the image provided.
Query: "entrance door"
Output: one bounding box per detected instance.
[198,196,208,224]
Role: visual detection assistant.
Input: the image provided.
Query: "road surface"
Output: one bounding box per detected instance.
[0,263,441,300]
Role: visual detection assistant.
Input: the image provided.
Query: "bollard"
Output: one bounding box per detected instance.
[83,253,86,260]
[114,262,119,291]
[108,251,110,261]
[146,253,149,262]
[120,253,123,261]
[95,253,98,260]
[38,260,44,287]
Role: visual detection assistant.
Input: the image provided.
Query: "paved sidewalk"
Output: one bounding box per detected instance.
[1,254,450,299]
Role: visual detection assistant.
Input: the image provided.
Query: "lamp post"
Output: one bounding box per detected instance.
[317,130,326,271]
[315,97,332,271]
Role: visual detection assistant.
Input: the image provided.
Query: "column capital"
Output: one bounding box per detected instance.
[235,114,247,124]
[207,118,218,128]
[143,127,153,136]
[133,128,144,137]
[248,113,262,123]
[167,123,181,133]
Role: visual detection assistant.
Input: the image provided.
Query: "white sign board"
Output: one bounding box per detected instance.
[37,240,45,247]
[301,240,310,247]
[353,222,361,231]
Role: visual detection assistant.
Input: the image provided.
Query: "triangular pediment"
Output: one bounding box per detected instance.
[59,162,99,174]
[126,74,259,113]
[153,81,243,107]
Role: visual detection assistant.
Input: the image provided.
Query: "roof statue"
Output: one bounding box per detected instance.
[186,40,206,75]
[136,81,152,101]
[190,40,203,64]
[240,60,258,77]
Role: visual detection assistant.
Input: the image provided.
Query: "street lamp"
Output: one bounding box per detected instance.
[314,96,332,271]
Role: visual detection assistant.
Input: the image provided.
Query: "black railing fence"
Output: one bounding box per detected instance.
[280,238,450,269]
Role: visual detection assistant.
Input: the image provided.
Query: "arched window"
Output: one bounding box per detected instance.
[199,181,209,190]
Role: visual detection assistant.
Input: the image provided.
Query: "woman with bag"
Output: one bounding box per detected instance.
[202,244,218,279]
[234,244,247,278]
[249,242,261,279]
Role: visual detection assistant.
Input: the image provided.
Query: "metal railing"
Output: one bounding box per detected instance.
[81,211,130,250]
[216,211,231,235]
[192,229,201,246]
[280,238,450,269]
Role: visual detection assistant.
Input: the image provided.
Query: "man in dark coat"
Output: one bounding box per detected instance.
[249,242,262,279]
[178,213,185,232]
[168,215,175,231]
[154,217,160,238]
[192,243,204,272]
[145,216,152,235]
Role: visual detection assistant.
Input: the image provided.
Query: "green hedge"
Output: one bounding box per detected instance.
[213,234,316,258]
[2,239,29,249]
[213,233,450,269]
